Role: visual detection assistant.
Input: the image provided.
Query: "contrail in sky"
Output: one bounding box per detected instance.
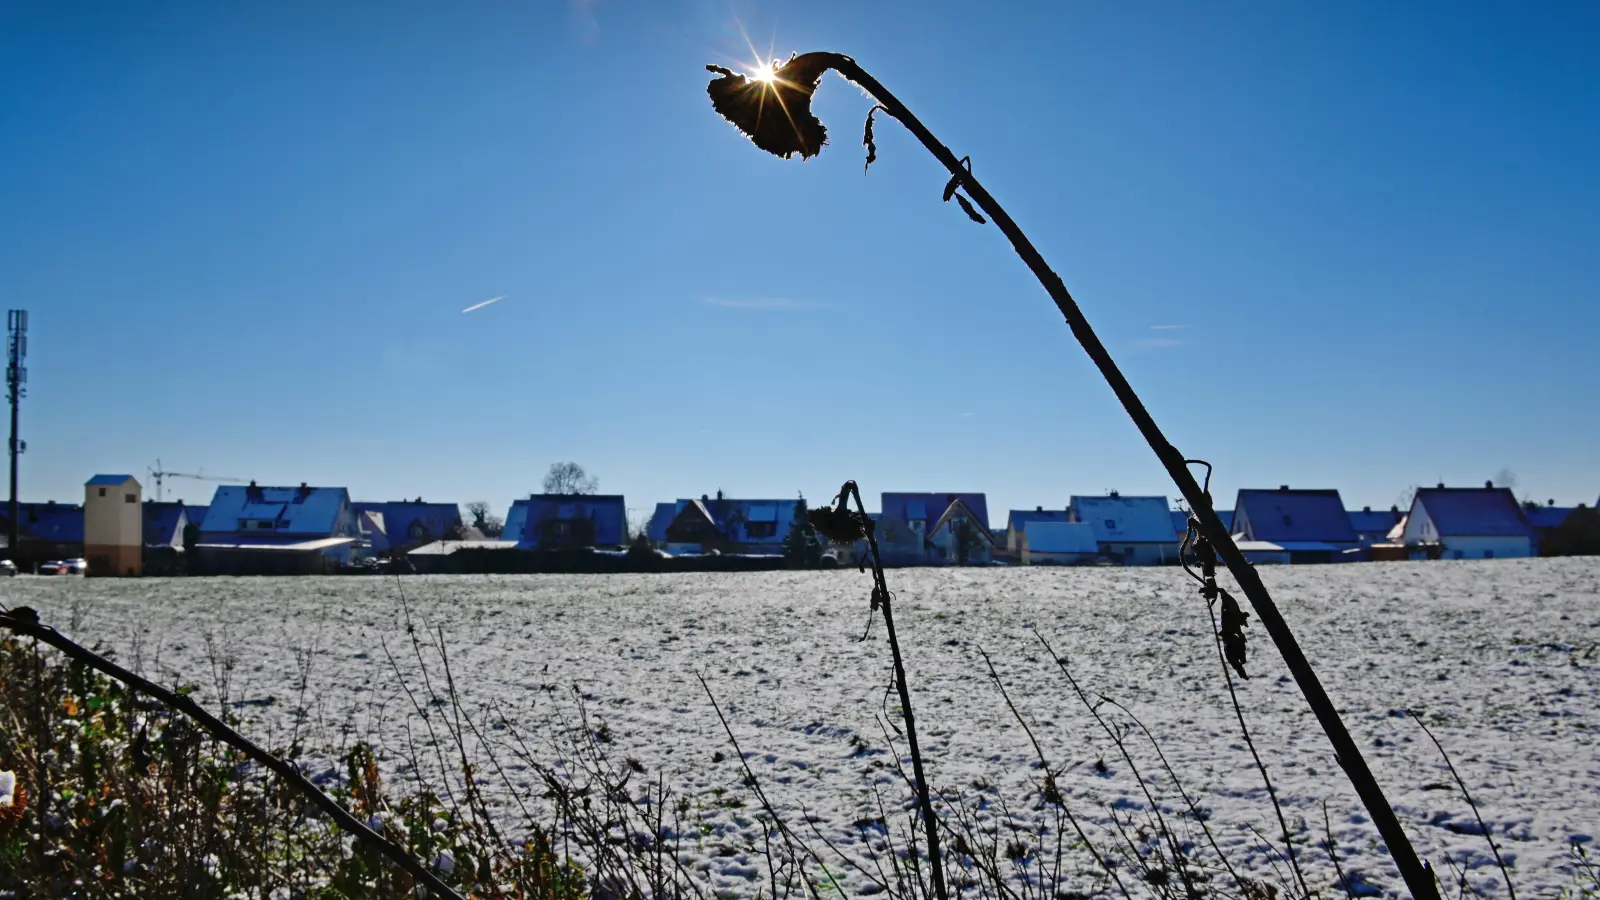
[462,295,505,313]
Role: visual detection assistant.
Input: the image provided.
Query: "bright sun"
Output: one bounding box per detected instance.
[749,60,778,83]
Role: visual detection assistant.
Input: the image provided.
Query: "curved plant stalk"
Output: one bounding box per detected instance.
[0,607,466,900]
[707,52,1441,900]
[811,480,948,900]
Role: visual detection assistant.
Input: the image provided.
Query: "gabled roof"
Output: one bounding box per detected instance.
[504,500,530,545]
[352,501,464,552]
[142,502,188,546]
[517,494,628,547]
[87,474,137,486]
[1007,509,1068,533]
[646,502,676,543]
[1414,487,1533,538]
[1172,509,1234,536]
[1,503,86,543]
[1025,521,1099,554]
[1524,506,1576,530]
[1348,507,1404,535]
[661,496,800,545]
[203,484,350,536]
[929,497,996,545]
[1235,489,1358,544]
[1069,495,1176,544]
[882,493,989,529]
[186,505,210,530]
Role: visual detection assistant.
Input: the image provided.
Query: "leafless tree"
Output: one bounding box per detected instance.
[1492,468,1518,490]
[542,462,598,495]
[462,501,504,537]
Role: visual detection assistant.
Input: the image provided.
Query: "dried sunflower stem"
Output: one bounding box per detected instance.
[813,52,1441,900]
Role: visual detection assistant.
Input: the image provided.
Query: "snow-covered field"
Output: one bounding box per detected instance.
[6,558,1598,897]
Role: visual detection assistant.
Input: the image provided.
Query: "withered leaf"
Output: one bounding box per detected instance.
[954,193,986,224]
[942,172,961,203]
[862,106,882,174]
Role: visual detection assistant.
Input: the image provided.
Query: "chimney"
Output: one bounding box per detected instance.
[716,489,724,501]
[1109,490,1119,498]
[1279,485,1290,491]
[1484,480,1494,489]
[1362,506,1371,513]
[1390,505,1399,513]
[1548,499,1555,507]
[701,494,710,503]
[1036,505,1043,512]
[1436,483,1445,489]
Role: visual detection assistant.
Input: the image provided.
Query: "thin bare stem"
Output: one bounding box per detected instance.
[734,51,1440,900]
[1411,712,1517,900]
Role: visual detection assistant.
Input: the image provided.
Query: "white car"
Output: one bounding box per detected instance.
[0,560,15,577]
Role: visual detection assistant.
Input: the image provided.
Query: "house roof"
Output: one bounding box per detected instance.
[1414,487,1534,538]
[352,501,464,552]
[929,498,996,545]
[1025,521,1099,554]
[0,503,85,543]
[1171,509,1236,536]
[647,502,676,543]
[515,494,628,547]
[882,493,989,529]
[1069,495,1176,544]
[86,474,137,486]
[1007,509,1068,533]
[1235,489,1358,544]
[662,496,801,545]
[142,502,188,546]
[1348,507,1404,535]
[186,505,210,530]
[1525,506,1575,530]
[196,536,356,552]
[203,485,350,536]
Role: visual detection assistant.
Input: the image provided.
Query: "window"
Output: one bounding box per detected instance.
[1104,519,1116,530]
[1484,549,1495,559]
[1282,515,1294,527]
[747,521,777,539]
[98,487,106,497]
[125,493,137,503]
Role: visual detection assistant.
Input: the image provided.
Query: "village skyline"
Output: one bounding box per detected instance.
[4,1,1597,534]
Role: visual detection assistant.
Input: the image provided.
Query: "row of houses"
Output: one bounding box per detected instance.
[10,476,1597,576]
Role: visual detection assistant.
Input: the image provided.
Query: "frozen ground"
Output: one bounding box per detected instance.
[5,558,1598,897]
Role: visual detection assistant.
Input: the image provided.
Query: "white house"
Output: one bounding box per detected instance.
[1068,493,1180,565]
[1021,521,1099,565]
[1400,483,1534,560]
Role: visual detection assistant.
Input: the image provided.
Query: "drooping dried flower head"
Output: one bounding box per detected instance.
[809,505,867,544]
[705,53,841,160]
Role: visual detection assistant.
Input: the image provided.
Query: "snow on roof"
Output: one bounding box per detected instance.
[203,485,349,536]
[197,536,356,552]
[1024,521,1099,554]
[1069,495,1175,544]
[408,540,519,556]
[882,493,990,529]
[1008,509,1068,532]
[1414,487,1534,537]
[1235,489,1358,544]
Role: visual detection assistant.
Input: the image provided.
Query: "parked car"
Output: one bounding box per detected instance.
[37,560,62,575]
[63,558,88,575]
[0,560,15,577]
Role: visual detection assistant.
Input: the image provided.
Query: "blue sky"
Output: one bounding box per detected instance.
[2,0,1596,527]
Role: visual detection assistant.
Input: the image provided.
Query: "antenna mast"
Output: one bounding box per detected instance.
[6,310,28,562]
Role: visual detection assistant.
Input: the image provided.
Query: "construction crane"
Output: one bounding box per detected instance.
[147,459,249,502]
